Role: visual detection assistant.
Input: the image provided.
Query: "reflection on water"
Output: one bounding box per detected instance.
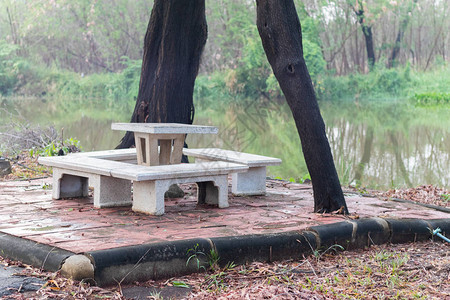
[191,100,449,189]
[1,98,448,189]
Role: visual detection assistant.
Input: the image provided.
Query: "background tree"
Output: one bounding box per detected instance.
[388,0,418,68]
[117,0,207,148]
[1,0,447,76]
[256,0,349,213]
[349,0,376,69]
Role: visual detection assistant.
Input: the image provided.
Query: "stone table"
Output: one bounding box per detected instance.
[111,123,218,166]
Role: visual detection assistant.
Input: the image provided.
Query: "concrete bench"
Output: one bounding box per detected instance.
[38,155,248,215]
[69,148,137,163]
[182,148,282,196]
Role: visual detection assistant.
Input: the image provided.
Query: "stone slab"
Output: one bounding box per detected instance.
[68,148,136,161]
[111,123,218,134]
[39,156,248,182]
[112,161,248,181]
[38,156,123,177]
[183,148,282,167]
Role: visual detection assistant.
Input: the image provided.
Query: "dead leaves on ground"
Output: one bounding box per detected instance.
[178,241,449,299]
[381,185,450,208]
[2,241,449,299]
[1,255,120,299]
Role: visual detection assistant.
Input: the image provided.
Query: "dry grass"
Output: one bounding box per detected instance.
[0,152,50,182]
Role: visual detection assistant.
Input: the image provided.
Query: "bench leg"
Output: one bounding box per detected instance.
[232,166,267,196]
[197,175,229,208]
[52,168,89,199]
[90,175,132,208]
[132,180,169,215]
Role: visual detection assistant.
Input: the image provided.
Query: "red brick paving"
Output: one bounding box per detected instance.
[0,178,448,253]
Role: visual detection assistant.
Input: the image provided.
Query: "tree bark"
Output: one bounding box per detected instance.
[354,9,375,69]
[388,20,406,68]
[388,0,417,68]
[256,0,348,214]
[117,0,207,149]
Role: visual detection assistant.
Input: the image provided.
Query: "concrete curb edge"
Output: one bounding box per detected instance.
[85,217,449,286]
[0,233,74,271]
[1,217,449,286]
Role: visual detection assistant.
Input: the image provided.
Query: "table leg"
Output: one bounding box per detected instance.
[171,134,185,164]
[159,140,172,165]
[135,132,159,166]
[135,132,185,166]
[148,136,159,166]
[134,132,146,165]
[90,175,132,208]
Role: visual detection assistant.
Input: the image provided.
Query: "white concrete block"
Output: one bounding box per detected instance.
[52,168,89,199]
[183,148,281,196]
[232,166,267,196]
[90,175,132,208]
[132,180,169,215]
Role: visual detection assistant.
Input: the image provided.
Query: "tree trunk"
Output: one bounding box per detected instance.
[388,0,417,68]
[354,9,375,69]
[256,0,348,214]
[117,0,207,149]
[388,24,405,68]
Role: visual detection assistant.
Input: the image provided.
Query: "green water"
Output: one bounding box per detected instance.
[1,97,449,189]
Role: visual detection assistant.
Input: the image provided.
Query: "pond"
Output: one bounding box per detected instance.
[1,97,448,190]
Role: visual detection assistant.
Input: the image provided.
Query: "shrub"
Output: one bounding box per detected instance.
[0,42,21,95]
[413,92,450,106]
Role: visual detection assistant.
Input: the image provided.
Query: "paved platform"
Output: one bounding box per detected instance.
[1,177,448,254]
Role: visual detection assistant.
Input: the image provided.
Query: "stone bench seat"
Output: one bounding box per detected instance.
[182,148,282,196]
[69,148,137,163]
[38,155,248,215]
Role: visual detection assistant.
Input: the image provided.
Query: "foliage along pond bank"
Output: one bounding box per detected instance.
[1,96,449,191]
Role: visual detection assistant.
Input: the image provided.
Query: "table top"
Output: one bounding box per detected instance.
[111,123,218,134]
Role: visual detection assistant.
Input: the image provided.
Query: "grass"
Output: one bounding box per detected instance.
[442,194,450,202]
[186,243,207,271]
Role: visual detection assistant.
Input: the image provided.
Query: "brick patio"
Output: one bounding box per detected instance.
[0,178,447,253]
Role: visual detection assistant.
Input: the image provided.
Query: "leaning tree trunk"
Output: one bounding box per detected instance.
[117,0,207,149]
[388,0,417,68]
[354,9,375,69]
[256,0,348,214]
[388,24,405,68]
